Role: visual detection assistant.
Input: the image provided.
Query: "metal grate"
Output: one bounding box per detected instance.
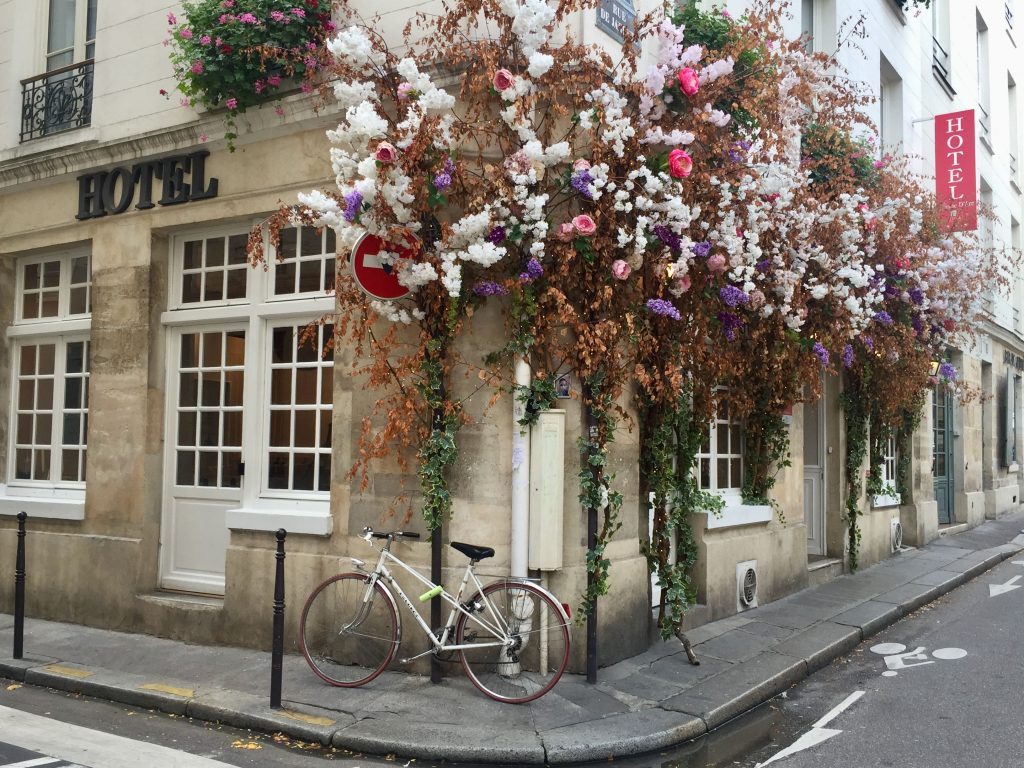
[740,568,757,606]
[20,59,94,143]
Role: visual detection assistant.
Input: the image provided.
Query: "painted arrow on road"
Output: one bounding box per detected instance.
[755,691,865,767]
[989,575,1023,597]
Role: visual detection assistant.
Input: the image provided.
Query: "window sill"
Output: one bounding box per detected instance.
[0,484,85,520]
[872,493,902,509]
[701,501,773,529]
[226,498,331,535]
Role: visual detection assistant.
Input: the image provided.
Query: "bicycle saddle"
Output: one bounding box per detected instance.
[450,541,495,561]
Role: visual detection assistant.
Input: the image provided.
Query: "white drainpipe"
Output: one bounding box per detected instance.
[511,357,531,578]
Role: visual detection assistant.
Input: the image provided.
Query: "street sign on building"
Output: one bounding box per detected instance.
[935,109,977,232]
[350,232,420,300]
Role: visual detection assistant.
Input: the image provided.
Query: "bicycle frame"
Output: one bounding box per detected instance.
[359,539,511,653]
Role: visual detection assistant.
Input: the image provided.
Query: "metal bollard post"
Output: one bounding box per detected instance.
[14,511,27,660]
[270,528,286,709]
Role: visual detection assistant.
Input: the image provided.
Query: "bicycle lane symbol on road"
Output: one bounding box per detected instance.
[869,642,967,677]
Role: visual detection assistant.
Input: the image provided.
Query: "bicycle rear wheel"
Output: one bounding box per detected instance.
[456,580,570,703]
[299,572,398,687]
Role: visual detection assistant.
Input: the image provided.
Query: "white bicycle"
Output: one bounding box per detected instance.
[299,527,572,703]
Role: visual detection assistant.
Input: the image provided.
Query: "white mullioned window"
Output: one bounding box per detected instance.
[163,224,336,534]
[697,396,744,496]
[874,435,901,507]
[2,251,92,519]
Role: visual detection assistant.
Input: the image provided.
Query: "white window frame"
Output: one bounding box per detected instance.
[695,395,772,529]
[162,223,336,535]
[1,249,92,520]
[44,0,97,71]
[873,434,902,508]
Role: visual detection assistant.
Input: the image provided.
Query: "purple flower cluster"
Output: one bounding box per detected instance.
[842,344,854,368]
[873,310,894,326]
[938,362,957,381]
[343,190,363,223]
[570,168,594,200]
[719,285,749,308]
[519,258,543,283]
[691,241,712,258]
[755,259,771,273]
[654,225,682,252]
[647,298,681,321]
[473,281,508,297]
[862,335,874,351]
[717,311,744,341]
[908,288,924,305]
[486,226,506,245]
[813,341,830,366]
[434,158,454,191]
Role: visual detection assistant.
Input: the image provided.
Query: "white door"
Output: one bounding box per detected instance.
[159,326,246,594]
[803,395,825,556]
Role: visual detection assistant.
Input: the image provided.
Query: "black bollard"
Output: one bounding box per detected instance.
[270,528,286,709]
[14,511,26,660]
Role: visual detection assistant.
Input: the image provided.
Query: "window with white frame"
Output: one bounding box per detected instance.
[697,397,744,496]
[874,435,901,507]
[164,225,336,532]
[5,252,91,506]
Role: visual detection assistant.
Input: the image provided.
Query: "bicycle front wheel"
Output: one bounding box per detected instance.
[299,572,398,687]
[456,580,570,703]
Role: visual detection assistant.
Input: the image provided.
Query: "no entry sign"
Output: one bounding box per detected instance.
[350,231,421,300]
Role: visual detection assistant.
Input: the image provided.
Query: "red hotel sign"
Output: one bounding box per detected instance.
[934,109,977,232]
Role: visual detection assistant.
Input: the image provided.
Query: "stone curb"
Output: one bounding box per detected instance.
[1,540,1021,765]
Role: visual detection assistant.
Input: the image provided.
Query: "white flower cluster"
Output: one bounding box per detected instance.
[326,26,385,71]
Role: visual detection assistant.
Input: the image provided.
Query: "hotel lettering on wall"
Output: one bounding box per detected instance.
[934,109,977,232]
[76,150,219,220]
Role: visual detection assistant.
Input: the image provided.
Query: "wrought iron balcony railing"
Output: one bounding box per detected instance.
[1007,2,1015,31]
[20,59,94,143]
[978,102,992,142]
[1012,152,1019,181]
[932,36,951,83]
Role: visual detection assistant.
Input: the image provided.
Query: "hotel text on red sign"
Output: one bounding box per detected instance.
[934,109,977,232]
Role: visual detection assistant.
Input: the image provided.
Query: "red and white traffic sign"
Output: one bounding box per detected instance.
[350,231,421,300]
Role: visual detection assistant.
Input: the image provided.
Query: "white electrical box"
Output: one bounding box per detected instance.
[529,409,565,571]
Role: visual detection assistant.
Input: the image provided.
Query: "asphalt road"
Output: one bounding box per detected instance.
[738,555,1024,768]
[0,681,399,768]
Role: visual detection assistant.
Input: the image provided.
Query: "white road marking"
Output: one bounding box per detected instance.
[988,575,1023,597]
[0,706,236,768]
[931,647,967,660]
[754,691,864,767]
[2,759,63,768]
[1010,561,1024,566]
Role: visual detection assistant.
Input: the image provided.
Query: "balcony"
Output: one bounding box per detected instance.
[931,37,955,96]
[20,59,94,144]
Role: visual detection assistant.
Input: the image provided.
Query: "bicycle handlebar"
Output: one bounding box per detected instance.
[362,527,421,541]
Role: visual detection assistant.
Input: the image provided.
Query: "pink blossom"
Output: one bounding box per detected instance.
[325,21,336,32]
[275,106,285,116]
[748,289,765,309]
[573,158,591,172]
[556,222,575,242]
[304,56,317,69]
[300,82,313,93]
[493,68,515,91]
[191,60,204,75]
[215,37,223,46]
[397,82,413,100]
[255,80,264,94]
[675,274,692,293]
[611,260,631,280]
[271,10,286,21]
[375,141,398,164]
[162,39,169,47]
[159,88,168,96]
[677,67,699,96]
[721,8,731,18]
[167,11,177,24]
[225,97,238,109]
[199,133,209,143]
[218,14,231,24]
[200,34,212,45]
[180,28,193,40]
[572,214,597,237]
[267,74,282,87]
[222,0,234,6]
[707,254,727,273]
[238,12,258,23]
[291,7,306,17]
[306,41,317,50]
[668,149,693,179]
[180,98,190,107]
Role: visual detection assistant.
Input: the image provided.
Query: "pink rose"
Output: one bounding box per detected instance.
[200,34,212,45]
[556,222,576,242]
[493,68,515,91]
[668,149,693,179]
[572,214,597,237]
[225,97,238,110]
[397,82,413,100]
[611,260,631,280]
[675,274,692,293]
[707,254,727,273]
[573,158,591,172]
[267,74,282,87]
[375,141,398,164]
[180,28,193,40]
[677,67,699,96]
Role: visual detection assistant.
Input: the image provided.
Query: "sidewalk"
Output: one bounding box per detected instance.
[3,512,1024,765]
